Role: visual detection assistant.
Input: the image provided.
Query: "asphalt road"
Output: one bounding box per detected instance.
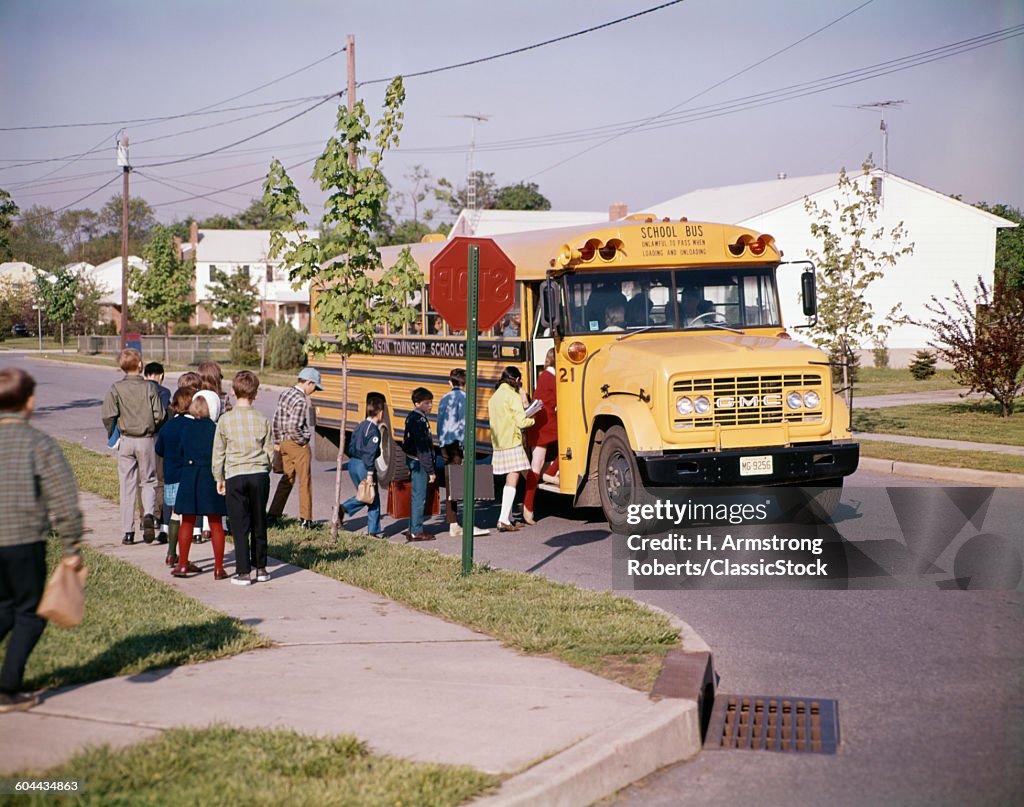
[6,353,1023,806]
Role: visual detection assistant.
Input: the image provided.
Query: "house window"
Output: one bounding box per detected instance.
[266,265,274,283]
[241,265,250,277]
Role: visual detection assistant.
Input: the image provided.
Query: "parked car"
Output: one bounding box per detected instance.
[11,323,30,337]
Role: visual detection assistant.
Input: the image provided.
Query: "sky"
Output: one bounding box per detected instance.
[2,0,1022,229]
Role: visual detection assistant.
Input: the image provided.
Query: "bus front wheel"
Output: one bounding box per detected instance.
[598,426,647,530]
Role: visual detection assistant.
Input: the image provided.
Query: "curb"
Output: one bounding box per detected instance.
[858,456,1024,487]
[471,698,701,807]
[473,605,713,807]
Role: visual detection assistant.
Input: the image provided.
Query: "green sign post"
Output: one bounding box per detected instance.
[461,245,480,576]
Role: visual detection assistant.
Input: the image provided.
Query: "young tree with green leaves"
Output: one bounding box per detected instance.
[35,268,78,352]
[803,157,914,388]
[0,187,18,262]
[263,76,422,538]
[133,224,195,360]
[204,267,259,327]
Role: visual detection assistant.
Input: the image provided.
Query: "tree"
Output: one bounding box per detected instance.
[908,350,937,380]
[198,213,240,230]
[132,224,196,360]
[231,319,259,366]
[69,272,108,336]
[803,157,914,382]
[263,76,422,538]
[974,202,1024,290]
[0,278,34,339]
[237,197,293,230]
[8,205,67,270]
[204,267,259,326]
[58,208,101,263]
[0,187,18,262]
[916,276,1024,417]
[35,268,78,352]
[436,171,498,214]
[99,194,155,253]
[495,181,551,211]
[266,321,305,370]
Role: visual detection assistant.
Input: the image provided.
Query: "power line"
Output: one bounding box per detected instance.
[14,174,122,222]
[358,0,687,87]
[136,94,340,169]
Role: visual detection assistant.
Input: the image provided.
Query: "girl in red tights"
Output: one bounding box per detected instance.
[171,391,229,579]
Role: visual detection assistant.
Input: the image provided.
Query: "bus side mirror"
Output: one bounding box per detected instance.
[801,269,817,317]
[540,279,563,334]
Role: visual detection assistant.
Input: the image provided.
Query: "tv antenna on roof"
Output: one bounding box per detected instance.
[446,114,491,211]
[855,100,907,172]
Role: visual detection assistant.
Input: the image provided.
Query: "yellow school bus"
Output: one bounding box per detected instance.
[308,217,858,527]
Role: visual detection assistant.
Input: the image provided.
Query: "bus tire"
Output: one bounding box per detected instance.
[314,425,341,462]
[597,425,648,531]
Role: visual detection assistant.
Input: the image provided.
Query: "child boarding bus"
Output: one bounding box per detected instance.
[307,216,859,527]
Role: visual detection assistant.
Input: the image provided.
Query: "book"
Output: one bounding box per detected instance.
[107,420,120,450]
[524,399,543,418]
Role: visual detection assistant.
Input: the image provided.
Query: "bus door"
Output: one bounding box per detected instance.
[529,288,555,389]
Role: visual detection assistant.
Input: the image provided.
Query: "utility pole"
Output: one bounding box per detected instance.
[346,34,356,173]
[117,134,130,348]
[856,100,906,173]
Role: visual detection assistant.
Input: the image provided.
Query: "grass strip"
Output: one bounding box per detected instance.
[850,367,962,396]
[859,440,1024,476]
[0,540,269,692]
[0,726,498,806]
[58,441,679,691]
[854,400,1024,446]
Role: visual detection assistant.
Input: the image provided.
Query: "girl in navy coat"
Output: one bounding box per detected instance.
[171,390,229,579]
[155,387,195,568]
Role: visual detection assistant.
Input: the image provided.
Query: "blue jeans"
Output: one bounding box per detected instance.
[342,458,381,534]
[408,458,428,535]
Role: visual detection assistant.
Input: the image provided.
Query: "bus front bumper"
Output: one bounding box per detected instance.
[636,442,859,487]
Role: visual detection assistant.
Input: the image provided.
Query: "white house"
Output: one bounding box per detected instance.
[644,170,1017,365]
[0,261,38,286]
[449,208,608,238]
[185,224,318,331]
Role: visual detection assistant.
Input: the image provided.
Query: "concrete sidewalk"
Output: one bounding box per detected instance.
[0,492,703,806]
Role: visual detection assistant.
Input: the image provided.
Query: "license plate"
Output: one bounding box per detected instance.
[739,455,773,476]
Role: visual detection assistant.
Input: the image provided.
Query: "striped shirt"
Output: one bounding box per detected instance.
[0,414,83,550]
[272,385,311,446]
[212,406,273,482]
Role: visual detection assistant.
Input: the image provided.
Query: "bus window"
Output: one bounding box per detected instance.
[565,271,672,333]
[425,286,445,335]
[404,288,424,335]
[491,284,522,339]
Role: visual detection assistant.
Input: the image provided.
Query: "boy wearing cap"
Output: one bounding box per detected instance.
[267,367,321,529]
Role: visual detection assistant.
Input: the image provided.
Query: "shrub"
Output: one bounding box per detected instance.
[267,322,305,370]
[871,342,890,369]
[909,350,937,380]
[231,319,259,366]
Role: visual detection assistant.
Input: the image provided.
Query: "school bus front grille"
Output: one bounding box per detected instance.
[672,374,824,428]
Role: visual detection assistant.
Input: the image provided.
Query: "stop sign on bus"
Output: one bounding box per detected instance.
[429,237,516,332]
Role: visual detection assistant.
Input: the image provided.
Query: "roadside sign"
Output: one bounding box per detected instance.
[429,237,515,331]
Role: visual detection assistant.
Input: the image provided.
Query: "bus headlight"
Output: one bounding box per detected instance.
[803,391,820,409]
[786,391,804,410]
[676,396,694,416]
[694,396,711,414]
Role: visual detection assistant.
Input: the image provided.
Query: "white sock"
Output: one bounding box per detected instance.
[499,485,516,524]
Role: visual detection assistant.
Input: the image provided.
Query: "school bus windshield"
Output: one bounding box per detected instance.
[563,267,781,334]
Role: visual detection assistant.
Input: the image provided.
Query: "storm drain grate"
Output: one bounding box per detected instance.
[704,695,840,754]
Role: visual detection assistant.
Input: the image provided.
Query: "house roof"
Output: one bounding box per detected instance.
[643,171,1018,229]
[195,229,318,264]
[449,209,607,238]
[0,261,38,284]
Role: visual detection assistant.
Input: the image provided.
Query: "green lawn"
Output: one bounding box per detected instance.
[0,336,65,352]
[0,726,498,807]
[60,442,680,691]
[853,400,1024,446]
[0,540,268,693]
[850,367,962,396]
[859,440,1024,476]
